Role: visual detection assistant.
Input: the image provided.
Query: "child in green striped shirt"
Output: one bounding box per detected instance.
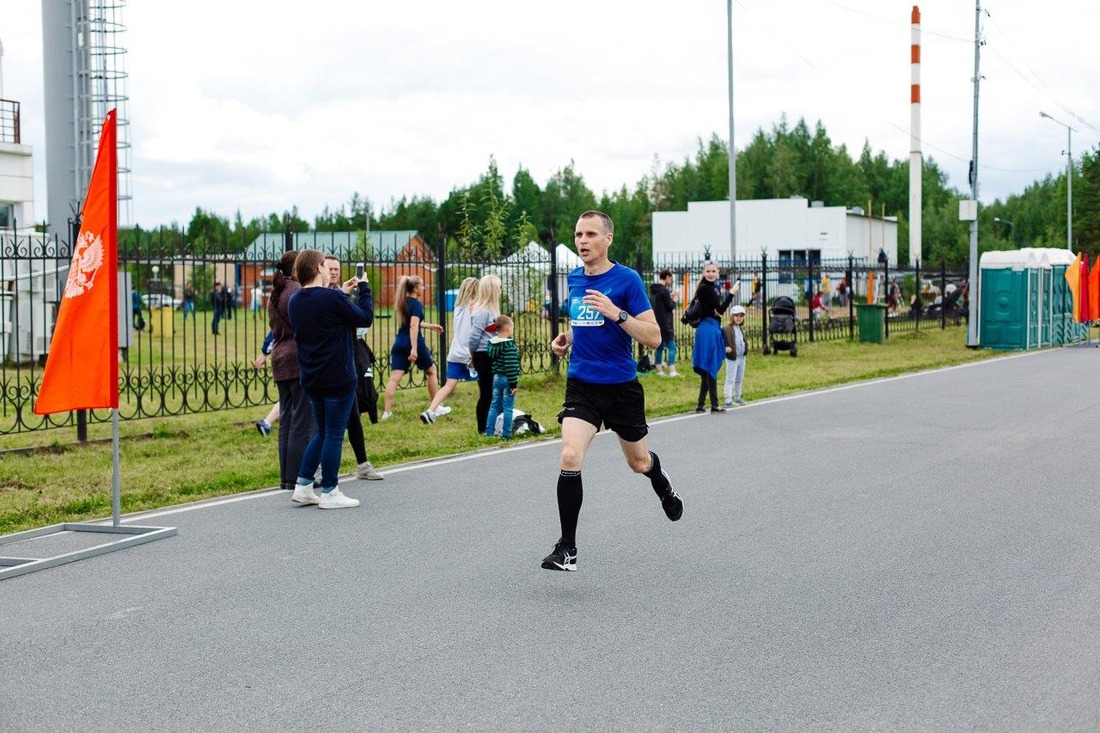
[486,315,521,439]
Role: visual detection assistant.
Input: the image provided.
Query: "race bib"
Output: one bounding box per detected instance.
[570,296,604,327]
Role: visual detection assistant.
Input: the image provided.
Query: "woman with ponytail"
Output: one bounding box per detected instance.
[381,275,443,419]
[268,250,314,491]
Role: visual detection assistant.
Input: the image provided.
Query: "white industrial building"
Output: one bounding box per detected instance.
[652,197,899,265]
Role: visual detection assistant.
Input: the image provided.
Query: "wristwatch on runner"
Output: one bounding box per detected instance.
[616,310,628,324]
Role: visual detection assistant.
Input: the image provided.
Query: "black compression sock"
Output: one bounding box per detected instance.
[557,470,582,549]
[643,451,670,494]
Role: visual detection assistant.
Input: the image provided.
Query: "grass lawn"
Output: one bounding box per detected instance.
[0,326,1004,534]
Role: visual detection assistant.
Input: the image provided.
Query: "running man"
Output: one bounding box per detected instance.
[541,210,683,572]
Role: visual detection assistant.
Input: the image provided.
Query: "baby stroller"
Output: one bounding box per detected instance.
[764,295,798,357]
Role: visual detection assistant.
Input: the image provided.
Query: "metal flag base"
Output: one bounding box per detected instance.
[0,522,177,580]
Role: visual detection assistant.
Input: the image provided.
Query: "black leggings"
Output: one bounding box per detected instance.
[473,350,493,433]
[346,408,367,464]
[696,373,719,410]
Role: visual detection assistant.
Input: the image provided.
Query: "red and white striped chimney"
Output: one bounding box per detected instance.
[909,6,922,266]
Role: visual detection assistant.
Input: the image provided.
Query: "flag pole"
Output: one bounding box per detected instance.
[112,409,121,527]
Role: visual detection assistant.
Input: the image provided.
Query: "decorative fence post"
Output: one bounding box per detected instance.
[940,258,947,330]
[807,256,815,343]
[761,251,769,346]
[435,228,447,358]
[550,240,560,372]
[884,256,891,340]
[847,255,855,340]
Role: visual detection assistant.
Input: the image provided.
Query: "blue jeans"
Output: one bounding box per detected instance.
[298,389,356,491]
[485,374,515,438]
[655,338,677,366]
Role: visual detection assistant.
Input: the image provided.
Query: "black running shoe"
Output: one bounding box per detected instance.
[541,539,577,571]
[657,470,683,521]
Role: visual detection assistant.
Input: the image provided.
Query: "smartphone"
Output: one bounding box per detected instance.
[355,263,364,279]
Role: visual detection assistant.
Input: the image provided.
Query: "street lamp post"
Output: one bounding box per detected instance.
[1039,111,1074,250]
[993,216,1014,243]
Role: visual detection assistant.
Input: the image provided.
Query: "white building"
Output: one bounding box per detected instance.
[0,101,36,232]
[652,197,898,265]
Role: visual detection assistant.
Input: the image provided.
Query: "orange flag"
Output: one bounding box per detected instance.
[1090,256,1100,322]
[1065,251,1083,323]
[1080,253,1091,323]
[34,110,119,414]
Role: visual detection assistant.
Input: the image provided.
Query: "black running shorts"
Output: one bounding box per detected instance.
[557,378,648,443]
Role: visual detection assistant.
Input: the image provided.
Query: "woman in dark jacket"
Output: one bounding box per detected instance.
[269,251,312,492]
[286,249,374,509]
[690,262,736,412]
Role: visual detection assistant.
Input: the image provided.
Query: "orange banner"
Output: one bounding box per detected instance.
[1065,251,1082,324]
[1090,256,1100,322]
[34,110,119,414]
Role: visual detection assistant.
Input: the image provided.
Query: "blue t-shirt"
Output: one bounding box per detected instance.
[566,263,652,384]
[393,298,427,352]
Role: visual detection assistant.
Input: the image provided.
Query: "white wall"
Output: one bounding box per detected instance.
[0,141,36,231]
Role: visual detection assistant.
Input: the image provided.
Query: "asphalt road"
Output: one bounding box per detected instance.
[3,347,1100,731]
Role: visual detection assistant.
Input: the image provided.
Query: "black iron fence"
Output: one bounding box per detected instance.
[0,228,969,436]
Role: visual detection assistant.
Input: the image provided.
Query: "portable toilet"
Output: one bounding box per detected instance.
[979,250,1036,350]
[1034,248,1085,345]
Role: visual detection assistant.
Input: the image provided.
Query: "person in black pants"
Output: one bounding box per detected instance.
[690,262,735,413]
[541,210,683,573]
[267,254,313,491]
[323,255,383,481]
[466,274,502,434]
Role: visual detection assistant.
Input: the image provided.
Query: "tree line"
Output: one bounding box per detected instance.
[120,116,1098,266]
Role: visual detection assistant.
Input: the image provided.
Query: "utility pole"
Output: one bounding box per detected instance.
[965,2,983,347]
[726,0,737,267]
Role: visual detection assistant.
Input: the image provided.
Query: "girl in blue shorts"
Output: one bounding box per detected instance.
[381,276,444,419]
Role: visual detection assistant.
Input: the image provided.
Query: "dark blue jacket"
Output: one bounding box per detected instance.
[288,282,373,396]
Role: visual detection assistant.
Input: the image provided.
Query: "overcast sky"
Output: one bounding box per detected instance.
[3,0,1098,229]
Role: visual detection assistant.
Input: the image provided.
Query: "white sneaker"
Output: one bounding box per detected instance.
[356,461,384,480]
[291,484,320,505]
[381,411,392,421]
[319,487,360,509]
[433,405,452,417]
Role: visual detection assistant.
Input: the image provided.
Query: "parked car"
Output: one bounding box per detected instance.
[142,293,182,309]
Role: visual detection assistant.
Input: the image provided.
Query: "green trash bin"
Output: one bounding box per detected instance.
[855,302,887,343]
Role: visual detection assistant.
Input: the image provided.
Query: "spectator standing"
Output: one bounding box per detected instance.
[484,315,521,440]
[324,255,383,480]
[541,210,682,573]
[691,262,735,413]
[225,285,237,320]
[210,282,227,335]
[421,276,479,424]
[722,305,748,407]
[649,268,678,377]
[251,282,263,319]
[268,253,313,491]
[130,285,145,331]
[467,274,503,434]
[287,249,375,509]
[381,276,444,420]
[183,284,197,319]
[887,279,901,315]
